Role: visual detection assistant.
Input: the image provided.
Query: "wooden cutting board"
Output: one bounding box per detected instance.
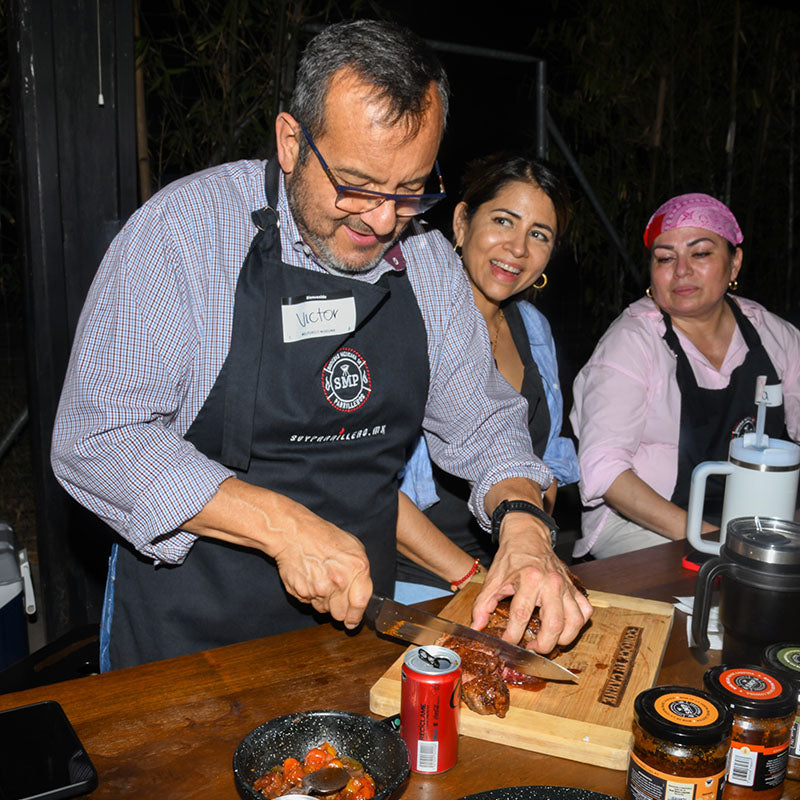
[369,580,674,770]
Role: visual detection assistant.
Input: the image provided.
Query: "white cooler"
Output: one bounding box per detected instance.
[0,522,35,671]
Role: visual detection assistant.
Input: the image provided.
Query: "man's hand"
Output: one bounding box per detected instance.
[472,479,593,653]
[270,514,373,628]
[184,477,372,628]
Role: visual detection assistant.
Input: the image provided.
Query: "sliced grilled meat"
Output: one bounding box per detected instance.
[438,570,588,716]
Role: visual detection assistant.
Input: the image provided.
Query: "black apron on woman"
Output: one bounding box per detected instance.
[105,160,429,668]
[663,295,785,523]
[396,299,550,590]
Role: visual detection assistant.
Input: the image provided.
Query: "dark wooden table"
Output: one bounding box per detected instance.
[1,540,798,799]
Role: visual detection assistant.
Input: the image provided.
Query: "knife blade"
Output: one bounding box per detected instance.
[365,593,578,683]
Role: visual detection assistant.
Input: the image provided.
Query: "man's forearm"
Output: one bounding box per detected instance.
[483,476,554,553]
[484,476,544,515]
[184,476,373,628]
[183,476,308,555]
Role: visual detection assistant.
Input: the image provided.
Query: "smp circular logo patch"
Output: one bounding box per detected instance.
[731,415,756,438]
[321,348,371,412]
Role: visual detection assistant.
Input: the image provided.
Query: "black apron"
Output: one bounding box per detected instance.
[109,160,429,667]
[396,299,549,589]
[664,296,785,522]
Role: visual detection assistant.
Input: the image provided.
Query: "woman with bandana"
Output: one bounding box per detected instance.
[571,193,800,559]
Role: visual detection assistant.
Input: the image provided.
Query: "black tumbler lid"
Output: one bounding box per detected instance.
[634,685,732,745]
[762,643,800,694]
[704,664,796,717]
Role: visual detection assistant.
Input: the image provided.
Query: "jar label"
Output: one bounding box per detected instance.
[627,751,725,800]
[791,718,799,757]
[653,692,720,727]
[774,646,800,674]
[727,741,789,789]
[717,668,783,700]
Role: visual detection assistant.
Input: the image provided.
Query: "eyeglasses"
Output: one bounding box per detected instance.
[299,122,446,218]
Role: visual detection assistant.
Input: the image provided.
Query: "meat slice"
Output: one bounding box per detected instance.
[437,633,509,718]
[439,570,589,717]
[461,673,510,718]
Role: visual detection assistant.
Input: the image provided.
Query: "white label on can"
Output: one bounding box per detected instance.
[415,740,439,773]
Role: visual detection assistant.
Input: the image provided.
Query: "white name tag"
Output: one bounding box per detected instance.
[281,292,356,343]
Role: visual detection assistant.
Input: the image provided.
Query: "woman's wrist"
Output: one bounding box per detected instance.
[450,558,483,591]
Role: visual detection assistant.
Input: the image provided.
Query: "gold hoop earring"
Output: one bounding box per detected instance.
[728,280,738,292]
[646,286,653,298]
[532,273,548,290]
[453,243,462,257]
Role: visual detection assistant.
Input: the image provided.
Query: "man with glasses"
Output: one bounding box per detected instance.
[52,20,592,669]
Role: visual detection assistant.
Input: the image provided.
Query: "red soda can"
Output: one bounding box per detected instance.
[400,645,461,773]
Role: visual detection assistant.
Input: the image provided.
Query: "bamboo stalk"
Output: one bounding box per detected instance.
[134,0,152,203]
[724,0,740,206]
[786,54,796,314]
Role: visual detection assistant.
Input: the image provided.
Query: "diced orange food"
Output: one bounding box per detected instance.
[254,744,376,800]
[303,742,336,769]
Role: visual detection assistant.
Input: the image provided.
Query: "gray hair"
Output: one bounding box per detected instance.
[289,20,449,146]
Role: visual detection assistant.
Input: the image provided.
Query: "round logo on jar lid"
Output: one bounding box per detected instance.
[774,645,800,672]
[654,692,720,727]
[718,668,783,699]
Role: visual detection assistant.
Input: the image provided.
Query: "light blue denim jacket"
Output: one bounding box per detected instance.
[400,300,579,510]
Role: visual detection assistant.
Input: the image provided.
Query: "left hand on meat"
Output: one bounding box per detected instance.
[470,513,593,653]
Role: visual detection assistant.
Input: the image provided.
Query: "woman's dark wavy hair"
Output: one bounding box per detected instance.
[459,152,572,245]
[289,20,449,157]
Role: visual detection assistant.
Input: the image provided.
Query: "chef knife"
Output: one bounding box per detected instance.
[365,593,578,683]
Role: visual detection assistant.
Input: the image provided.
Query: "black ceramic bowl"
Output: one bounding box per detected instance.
[233,710,410,800]
[459,788,621,800]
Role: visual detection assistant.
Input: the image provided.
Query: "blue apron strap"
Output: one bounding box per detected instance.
[99,543,119,673]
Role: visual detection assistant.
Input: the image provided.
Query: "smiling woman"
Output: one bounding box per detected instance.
[571,193,800,559]
[395,152,580,600]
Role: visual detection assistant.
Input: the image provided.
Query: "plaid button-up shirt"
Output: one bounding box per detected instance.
[51,160,550,564]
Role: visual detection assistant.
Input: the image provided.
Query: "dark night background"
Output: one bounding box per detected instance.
[1,0,798,647]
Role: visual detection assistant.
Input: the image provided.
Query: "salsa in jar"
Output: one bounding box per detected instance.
[761,643,800,782]
[627,685,732,800]
[704,665,795,800]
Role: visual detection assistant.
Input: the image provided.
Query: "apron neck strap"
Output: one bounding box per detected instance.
[265,157,281,209]
[661,294,756,349]
[250,159,281,232]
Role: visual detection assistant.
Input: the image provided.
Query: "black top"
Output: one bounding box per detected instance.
[704,664,797,718]
[396,299,550,590]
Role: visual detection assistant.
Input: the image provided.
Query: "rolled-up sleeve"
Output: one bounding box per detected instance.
[570,303,681,508]
[571,360,650,505]
[51,202,235,564]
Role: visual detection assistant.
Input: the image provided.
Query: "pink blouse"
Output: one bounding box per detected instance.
[570,296,800,554]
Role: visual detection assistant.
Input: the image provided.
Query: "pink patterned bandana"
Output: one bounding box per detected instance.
[643,193,743,249]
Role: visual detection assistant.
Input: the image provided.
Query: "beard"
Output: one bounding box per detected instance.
[285,164,402,274]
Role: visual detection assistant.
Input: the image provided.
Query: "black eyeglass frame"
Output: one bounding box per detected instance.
[299,122,446,217]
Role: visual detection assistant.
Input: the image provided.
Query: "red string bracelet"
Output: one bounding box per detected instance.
[450,558,480,592]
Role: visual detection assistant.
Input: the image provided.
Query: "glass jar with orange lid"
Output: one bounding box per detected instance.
[704,665,795,800]
[627,685,732,800]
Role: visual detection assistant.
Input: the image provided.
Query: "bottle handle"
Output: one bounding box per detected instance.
[691,557,728,653]
[686,461,732,555]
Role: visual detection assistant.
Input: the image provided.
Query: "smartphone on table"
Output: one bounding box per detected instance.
[0,700,98,799]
